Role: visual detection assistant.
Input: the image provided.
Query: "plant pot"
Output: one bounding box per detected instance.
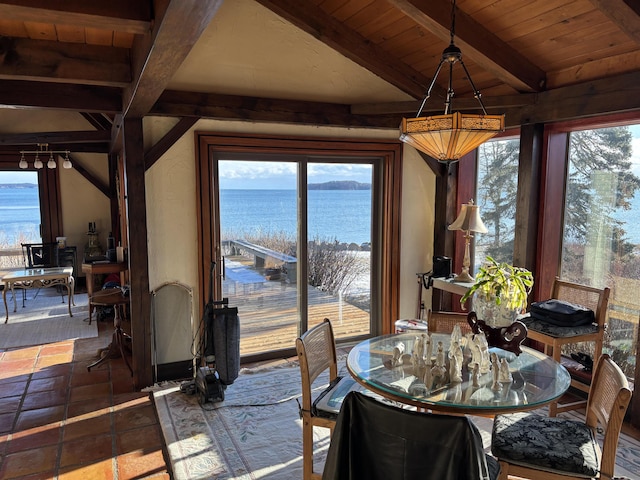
[473,295,520,328]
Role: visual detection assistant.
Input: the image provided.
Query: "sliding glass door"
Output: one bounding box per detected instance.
[215,156,375,358]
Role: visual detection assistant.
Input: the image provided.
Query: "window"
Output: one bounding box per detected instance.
[475,137,520,268]
[0,170,42,268]
[561,125,640,376]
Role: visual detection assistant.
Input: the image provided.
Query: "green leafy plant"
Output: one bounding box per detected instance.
[460,256,534,312]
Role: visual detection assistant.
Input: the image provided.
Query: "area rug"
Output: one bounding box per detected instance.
[153,362,640,480]
[0,290,96,349]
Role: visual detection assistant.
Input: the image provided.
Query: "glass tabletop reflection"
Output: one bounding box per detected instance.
[347,332,571,415]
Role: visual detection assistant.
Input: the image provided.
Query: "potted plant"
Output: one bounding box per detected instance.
[460,257,534,327]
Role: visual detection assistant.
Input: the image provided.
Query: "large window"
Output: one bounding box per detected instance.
[0,170,42,268]
[196,133,402,362]
[561,125,640,376]
[475,137,520,269]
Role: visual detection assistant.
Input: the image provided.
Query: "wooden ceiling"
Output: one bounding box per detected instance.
[1,0,640,151]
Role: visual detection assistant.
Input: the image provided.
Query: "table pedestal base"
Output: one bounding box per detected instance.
[87,325,133,376]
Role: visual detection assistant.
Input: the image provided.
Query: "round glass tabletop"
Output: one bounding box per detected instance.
[347,332,571,414]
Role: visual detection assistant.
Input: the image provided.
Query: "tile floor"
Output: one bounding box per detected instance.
[0,319,170,479]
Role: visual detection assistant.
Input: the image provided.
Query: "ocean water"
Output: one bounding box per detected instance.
[220,189,372,245]
[0,186,374,247]
[1,185,638,248]
[0,186,41,245]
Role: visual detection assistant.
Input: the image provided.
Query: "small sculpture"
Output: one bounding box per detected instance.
[490,352,501,391]
[431,341,447,384]
[477,333,491,374]
[448,341,463,383]
[392,342,405,367]
[499,358,513,383]
[471,363,481,388]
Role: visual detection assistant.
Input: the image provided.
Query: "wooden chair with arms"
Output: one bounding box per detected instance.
[524,277,610,416]
[491,354,631,480]
[296,318,341,480]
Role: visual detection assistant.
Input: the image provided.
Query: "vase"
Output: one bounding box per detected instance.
[473,295,520,328]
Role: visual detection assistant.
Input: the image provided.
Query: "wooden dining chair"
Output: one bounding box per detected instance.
[296,318,342,480]
[523,277,610,416]
[427,309,472,335]
[491,354,631,480]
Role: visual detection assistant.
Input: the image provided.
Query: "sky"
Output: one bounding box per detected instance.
[2,125,640,186]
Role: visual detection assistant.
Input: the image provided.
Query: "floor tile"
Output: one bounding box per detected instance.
[0,412,16,434]
[35,353,74,368]
[116,449,168,480]
[39,342,74,357]
[2,347,41,361]
[27,375,69,394]
[59,432,113,467]
[68,382,111,403]
[0,396,22,414]
[115,424,162,454]
[0,380,27,398]
[7,424,62,453]
[63,412,111,442]
[15,405,65,431]
[113,404,157,432]
[66,398,111,418]
[69,368,109,387]
[0,444,58,478]
[31,363,72,380]
[0,358,36,373]
[21,388,68,411]
[57,458,114,480]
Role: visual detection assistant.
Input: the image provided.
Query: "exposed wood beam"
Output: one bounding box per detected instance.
[145,117,199,171]
[0,130,111,146]
[0,37,130,87]
[589,0,640,45]
[0,0,151,34]
[386,0,546,93]
[351,94,537,115]
[509,70,640,126]
[254,0,438,99]
[0,80,121,113]
[80,113,113,131]
[151,90,402,128]
[123,0,223,118]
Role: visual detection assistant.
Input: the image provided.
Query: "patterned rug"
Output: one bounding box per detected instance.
[0,290,96,349]
[153,362,640,480]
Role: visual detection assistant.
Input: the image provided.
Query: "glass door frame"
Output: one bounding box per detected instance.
[195,132,403,362]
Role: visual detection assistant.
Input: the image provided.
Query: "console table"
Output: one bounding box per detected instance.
[2,267,75,323]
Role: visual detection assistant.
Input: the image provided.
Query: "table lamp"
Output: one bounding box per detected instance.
[448,200,487,283]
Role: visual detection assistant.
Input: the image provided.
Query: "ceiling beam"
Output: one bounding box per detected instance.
[351,94,537,115]
[254,0,437,99]
[80,112,113,131]
[0,37,130,86]
[123,0,223,118]
[0,80,121,113]
[151,90,402,128]
[386,0,546,93]
[0,0,151,34]
[145,117,199,171]
[0,130,111,146]
[588,0,640,45]
[68,154,110,197]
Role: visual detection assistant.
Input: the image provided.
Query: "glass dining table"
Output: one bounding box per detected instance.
[347,332,571,415]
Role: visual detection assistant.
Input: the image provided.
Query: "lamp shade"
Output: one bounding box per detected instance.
[448,202,488,233]
[400,112,505,162]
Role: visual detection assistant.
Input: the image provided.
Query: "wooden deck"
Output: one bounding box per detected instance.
[223,257,370,356]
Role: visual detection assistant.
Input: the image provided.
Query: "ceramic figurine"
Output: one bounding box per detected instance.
[392,341,405,367]
[448,341,463,382]
[472,363,480,388]
[499,358,513,383]
[491,352,501,391]
[477,333,491,374]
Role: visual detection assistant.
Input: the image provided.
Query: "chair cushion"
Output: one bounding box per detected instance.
[521,315,598,338]
[492,412,599,478]
[312,376,361,419]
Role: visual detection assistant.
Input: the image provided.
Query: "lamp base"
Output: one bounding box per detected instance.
[453,271,475,283]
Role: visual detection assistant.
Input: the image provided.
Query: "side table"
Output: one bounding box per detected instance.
[87,288,132,376]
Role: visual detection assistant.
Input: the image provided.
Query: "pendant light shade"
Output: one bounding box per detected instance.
[400,0,504,163]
